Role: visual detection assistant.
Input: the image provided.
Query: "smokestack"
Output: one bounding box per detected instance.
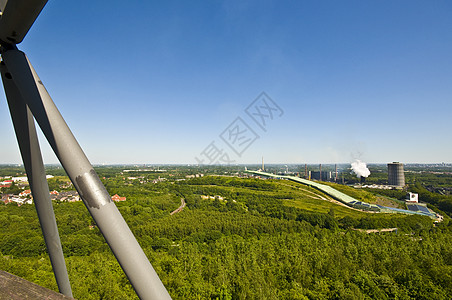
[335,164,338,182]
[319,164,322,181]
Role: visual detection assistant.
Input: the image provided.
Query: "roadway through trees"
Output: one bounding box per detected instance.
[170,198,186,215]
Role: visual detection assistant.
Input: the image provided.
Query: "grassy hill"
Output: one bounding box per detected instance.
[320,181,406,209]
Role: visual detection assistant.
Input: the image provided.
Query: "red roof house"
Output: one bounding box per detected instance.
[111,194,126,202]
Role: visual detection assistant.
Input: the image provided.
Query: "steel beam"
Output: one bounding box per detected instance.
[0,0,48,44]
[0,61,72,297]
[1,49,171,300]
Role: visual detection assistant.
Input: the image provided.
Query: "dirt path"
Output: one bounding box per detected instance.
[352,228,398,234]
[170,198,186,215]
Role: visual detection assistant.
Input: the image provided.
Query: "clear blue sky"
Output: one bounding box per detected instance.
[1,0,451,164]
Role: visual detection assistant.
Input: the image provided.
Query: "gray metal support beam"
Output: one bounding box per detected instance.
[1,49,171,300]
[0,0,48,44]
[0,62,72,297]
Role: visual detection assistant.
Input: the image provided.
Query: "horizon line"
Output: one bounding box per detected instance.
[1,162,451,166]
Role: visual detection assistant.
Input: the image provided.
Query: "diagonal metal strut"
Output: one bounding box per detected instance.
[1,61,73,297]
[1,49,171,300]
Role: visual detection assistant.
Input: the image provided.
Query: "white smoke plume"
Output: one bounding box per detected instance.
[351,160,370,178]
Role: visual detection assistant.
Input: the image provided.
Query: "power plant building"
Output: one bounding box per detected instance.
[388,162,405,187]
[310,171,333,181]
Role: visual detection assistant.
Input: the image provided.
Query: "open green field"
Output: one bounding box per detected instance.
[246,179,371,218]
[320,181,405,208]
[178,177,368,218]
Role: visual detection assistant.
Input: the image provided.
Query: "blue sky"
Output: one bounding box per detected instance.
[1,0,451,164]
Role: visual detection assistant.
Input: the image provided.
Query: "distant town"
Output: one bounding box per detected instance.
[1,162,451,211]
[0,174,126,206]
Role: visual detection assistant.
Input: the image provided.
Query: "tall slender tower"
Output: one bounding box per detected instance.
[319,164,322,181]
[335,164,338,182]
[262,156,264,171]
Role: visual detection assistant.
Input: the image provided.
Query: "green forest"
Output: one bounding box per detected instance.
[1,166,452,299]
